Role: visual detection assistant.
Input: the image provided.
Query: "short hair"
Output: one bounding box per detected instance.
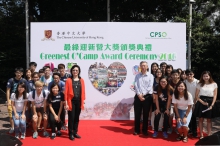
[31,72,39,78]
[15,67,24,73]
[35,81,44,87]
[43,66,50,71]
[53,72,61,78]
[58,63,65,69]
[160,62,167,67]
[52,68,58,72]
[139,61,148,66]
[171,69,179,75]
[39,69,44,73]
[29,62,37,67]
[185,69,194,74]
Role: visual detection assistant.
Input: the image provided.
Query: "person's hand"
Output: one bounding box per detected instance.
[65,105,69,110]
[183,117,187,124]
[155,109,160,115]
[7,101,11,107]
[139,97,145,101]
[177,117,181,123]
[21,114,26,120]
[57,116,61,122]
[164,109,169,115]
[15,113,19,119]
[202,102,208,106]
[33,114,38,120]
[209,105,213,110]
[55,115,59,121]
[43,113,47,118]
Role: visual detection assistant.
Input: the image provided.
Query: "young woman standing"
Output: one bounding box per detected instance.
[65,65,86,140]
[151,62,159,77]
[194,71,218,139]
[172,81,193,143]
[11,82,28,139]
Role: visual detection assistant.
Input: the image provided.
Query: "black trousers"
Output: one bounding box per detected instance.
[68,100,81,135]
[134,94,153,133]
[154,113,169,132]
[49,109,63,133]
[189,111,197,134]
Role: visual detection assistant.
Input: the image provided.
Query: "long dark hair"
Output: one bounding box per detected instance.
[157,76,173,96]
[151,62,159,75]
[174,81,188,100]
[47,83,60,103]
[155,68,163,78]
[165,64,173,76]
[70,65,81,79]
[199,71,214,87]
[15,82,27,100]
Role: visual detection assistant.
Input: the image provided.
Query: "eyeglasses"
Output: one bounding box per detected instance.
[186,73,193,76]
[36,86,43,89]
[72,70,79,72]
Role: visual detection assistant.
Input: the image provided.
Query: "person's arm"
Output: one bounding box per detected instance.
[64,79,69,109]
[146,74,154,93]
[57,101,63,121]
[210,86,218,109]
[49,103,57,119]
[32,101,37,115]
[174,103,181,122]
[196,88,208,106]
[154,94,160,114]
[11,100,19,119]
[6,88,11,106]
[21,100,27,120]
[165,94,172,115]
[134,74,141,96]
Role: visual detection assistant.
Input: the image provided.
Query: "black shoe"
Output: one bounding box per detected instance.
[69,134,75,140]
[74,134,81,139]
[143,132,148,136]
[192,133,198,138]
[188,130,192,134]
[133,132,140,135]
[50,133,56,140]
[57,131,62,136]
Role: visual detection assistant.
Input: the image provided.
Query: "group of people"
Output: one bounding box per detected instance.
[6,62,85,140]
[5,61,218,143]
[134,61,218,143]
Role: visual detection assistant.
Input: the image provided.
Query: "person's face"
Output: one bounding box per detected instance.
[44,68,51,76]
[181,73,186,80]
[203,73,210,82]
[30,65,36,72]
[177,83,186,93]
[171,73,179,81]
[152,64,158,72]
[72,67,79,76]
[52,85,59,95]
[17,85,25,94]
[161,64,166,71]
[156,70,162,78]
[186,72,194,80]
[140,62,148,73]
[59,67,65,74]
[35,85,43,93]
[166,67,172,74]
[160,78,167,88]
[26,70,31,78]
[15,71,23,79]
[33,74,39,82]
[53,75,60,83]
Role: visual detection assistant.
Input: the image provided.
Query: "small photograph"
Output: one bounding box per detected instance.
[106,78,117,87]
[67,62,77,70]
[89,62,98,69]
[132,65,140,75]
[92,80,99,89]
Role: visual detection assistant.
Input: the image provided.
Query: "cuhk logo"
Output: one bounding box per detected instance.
[42,30,55,41]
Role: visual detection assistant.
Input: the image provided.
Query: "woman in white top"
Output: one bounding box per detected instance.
[194,71,218,139]
[172,81,194,143]
[11,82,28,139]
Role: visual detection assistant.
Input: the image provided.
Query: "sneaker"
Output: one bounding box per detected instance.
[163,131,168,138]
[57,131,62,136]
[21,133,25,139]
[9,128,14,134]
[15,134,19,139]
[43,131,49,137]
[167,128,173,134]
[50,133,56,140]
[175,128,179,134]
[152,131,158,138]
[33,131,38,139]
[158,128,162,131]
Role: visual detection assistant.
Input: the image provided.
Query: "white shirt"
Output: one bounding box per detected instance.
[41,75,53,91]
[172,92,194,110]
[11,93,28,112]
[28,90,49,108]
[196,83,218,97]
[184,78,199,100]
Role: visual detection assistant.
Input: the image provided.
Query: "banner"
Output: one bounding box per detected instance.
[31,22,186,120]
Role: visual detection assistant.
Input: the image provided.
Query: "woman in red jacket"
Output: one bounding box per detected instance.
[64,65,85,141]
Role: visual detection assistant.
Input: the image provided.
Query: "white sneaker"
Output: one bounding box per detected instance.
[21,133,25,139]
[9,128,14,134]
[15,135,19,139]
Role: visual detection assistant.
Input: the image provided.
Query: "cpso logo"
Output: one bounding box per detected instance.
[150,32,167,37]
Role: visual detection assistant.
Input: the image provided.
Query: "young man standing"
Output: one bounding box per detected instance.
[58,64,71,82]
[6,67,28,133]
[133,61,154,136]
[29,62,37,73]
[48,73,65,92]
[40,66,53,91]
[184,69,199,137]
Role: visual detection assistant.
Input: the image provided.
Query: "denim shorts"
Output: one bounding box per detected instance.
[176,109,192,128]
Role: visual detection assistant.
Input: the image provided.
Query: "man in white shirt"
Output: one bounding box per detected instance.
[40,66,53,91]
[184,69,199,137]
[133,61,154,136]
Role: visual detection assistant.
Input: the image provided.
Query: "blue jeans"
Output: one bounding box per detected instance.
[12,111,26,135]
[177,109,192,128]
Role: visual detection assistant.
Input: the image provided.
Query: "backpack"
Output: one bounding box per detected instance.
[32,89,46,99]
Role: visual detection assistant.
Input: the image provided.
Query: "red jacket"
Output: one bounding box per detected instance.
[64,78,85,110]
